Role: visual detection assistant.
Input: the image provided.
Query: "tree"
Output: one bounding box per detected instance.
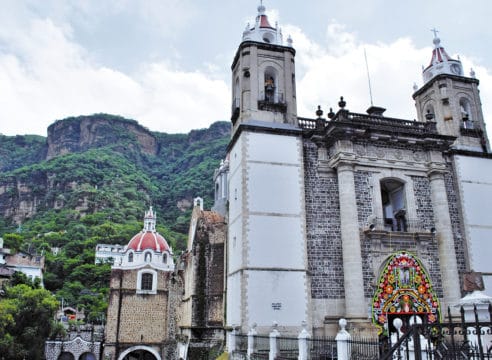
[0,284,58,359]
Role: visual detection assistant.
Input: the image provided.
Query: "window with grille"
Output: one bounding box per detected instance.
[141,273,153,291]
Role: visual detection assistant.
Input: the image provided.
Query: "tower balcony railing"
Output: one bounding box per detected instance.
[258,92,287,113]
[460,125,483,138]
[365,217,433,234]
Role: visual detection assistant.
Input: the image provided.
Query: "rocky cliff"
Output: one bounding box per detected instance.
[0,114,230,227]
[46,114,157,159]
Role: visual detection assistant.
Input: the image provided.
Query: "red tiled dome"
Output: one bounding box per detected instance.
[126,206,170,252]
[127,231,170,252]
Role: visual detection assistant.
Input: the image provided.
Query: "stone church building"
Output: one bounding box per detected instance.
[71,4,491,360]
[222,3,491,339]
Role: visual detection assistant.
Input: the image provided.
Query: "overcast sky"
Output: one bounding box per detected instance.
[1,0,491,136]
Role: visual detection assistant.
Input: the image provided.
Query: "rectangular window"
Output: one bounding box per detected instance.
[141,273,153,291]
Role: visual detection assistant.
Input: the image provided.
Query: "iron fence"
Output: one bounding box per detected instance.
[250,335,269,360]
[381,305,492,360]
[307,337,338,359]
[349,337,380,360]
[231,306,491,360]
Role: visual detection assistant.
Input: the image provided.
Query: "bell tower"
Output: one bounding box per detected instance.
[413,32,490,152]
[226,4,309,335]
[230,3,297,133]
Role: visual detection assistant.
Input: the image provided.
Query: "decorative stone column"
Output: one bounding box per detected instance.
[428,169,461,310]
[337,162,366,319]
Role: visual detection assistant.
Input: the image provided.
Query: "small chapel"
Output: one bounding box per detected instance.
[103,206,182,359]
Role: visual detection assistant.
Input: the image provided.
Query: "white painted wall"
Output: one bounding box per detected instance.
[455,156,492,295]
[226,130,309,331]
[247,270,307,326]
[248,214,304,269]
[226,272,242,326]
[247,132,299,164]
[228,219,243,273]
[248,163,301,214]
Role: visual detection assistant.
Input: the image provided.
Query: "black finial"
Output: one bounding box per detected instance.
[338,96,346,109]
[328,107,335,119]
[316,105,323,118]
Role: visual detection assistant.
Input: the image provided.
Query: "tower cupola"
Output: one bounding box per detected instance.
[423,31,463,83]
[242,3,285,46]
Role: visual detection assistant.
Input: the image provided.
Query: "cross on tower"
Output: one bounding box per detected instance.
[431,28,439,38]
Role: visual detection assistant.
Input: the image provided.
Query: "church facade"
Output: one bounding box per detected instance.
[96,5,492,359]
[222,3,492,338]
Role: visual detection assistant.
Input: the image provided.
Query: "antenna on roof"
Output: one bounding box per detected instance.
[364,48,374,106]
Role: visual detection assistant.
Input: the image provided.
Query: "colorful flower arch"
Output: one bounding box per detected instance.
[371,251,441,335]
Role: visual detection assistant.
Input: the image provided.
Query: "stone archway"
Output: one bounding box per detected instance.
[119,346,161,360]
[58,352,75,360]
[80,352,97,360]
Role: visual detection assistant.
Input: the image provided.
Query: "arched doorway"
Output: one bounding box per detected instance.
[58,352,75,360]
[119,346,161,360]
[80,352,97,360]
[371,251,441,336]
[122,350,157,360]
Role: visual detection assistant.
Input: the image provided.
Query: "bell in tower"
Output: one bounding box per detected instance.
[230,3,297,133]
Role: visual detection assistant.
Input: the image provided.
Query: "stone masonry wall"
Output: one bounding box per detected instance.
[354,170,376,297]
[411,176,436,230]
[105,269,171,345]
[445,163,468,288]
[303,140,344,299]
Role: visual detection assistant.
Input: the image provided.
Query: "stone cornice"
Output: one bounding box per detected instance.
[231,41,296,70]
[227,122,302,151]
[412,73,479,99]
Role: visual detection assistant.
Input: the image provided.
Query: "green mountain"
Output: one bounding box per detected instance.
[0,113,230,321]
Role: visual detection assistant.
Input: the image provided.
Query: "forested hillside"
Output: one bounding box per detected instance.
[0,114,229,323]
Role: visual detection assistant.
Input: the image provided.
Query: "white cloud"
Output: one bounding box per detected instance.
[0,7,491,138]
[0,16,228,136]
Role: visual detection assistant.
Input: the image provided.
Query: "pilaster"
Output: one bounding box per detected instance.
[336,161,366,319]
[428,168,462,310]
